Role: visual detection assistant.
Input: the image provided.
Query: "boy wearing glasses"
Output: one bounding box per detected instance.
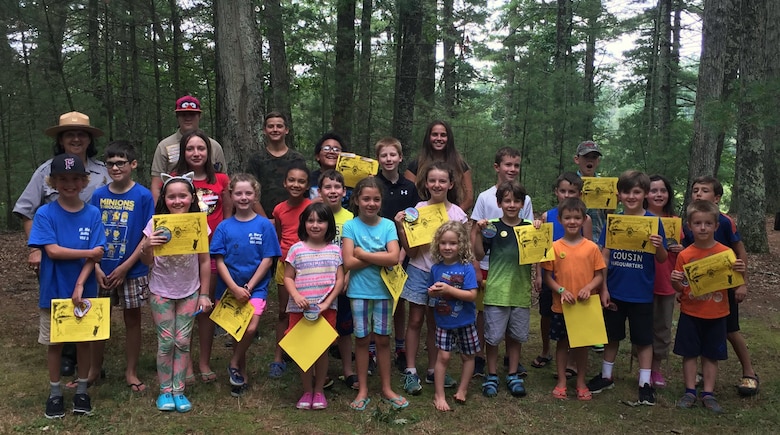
[89,141,155,392]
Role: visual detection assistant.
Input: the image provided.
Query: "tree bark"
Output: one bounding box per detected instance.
[355,0,374,155]
[264,0,294,147]
[393,0,422,162]
[763,0,780,213]
[168,0,182,97]
[442,0,457,118]
[214,0,265,171]
[333,0,356,144]
[734,0,768,253]
[417,0,436,122]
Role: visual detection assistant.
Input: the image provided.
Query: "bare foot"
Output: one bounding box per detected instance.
[453,390,467,404]
[433,395,451,411]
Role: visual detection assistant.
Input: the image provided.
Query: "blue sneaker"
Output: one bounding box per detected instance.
[156,392,175,411]
[482,375,499,397]
[173,394,192,413]
[268,361,286,379]
[228,366,245,386]
[507,374,527,397]
[402,371,423,395]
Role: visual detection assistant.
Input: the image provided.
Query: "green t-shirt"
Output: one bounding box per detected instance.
[483,219,533,307]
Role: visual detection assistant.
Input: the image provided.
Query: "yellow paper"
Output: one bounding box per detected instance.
[660,217,683,247]
[381,266,408,314]
[562,295,608,348]
[152,212,209,256]
[209,291,255,342]
[605,214,659,254]
[401,203,449,247]
[335,153,379,187]
[514,223,555,265]
[279,316,338,372]
[684,250,745,297]
[50,298,111,342]
[581,177,618,209]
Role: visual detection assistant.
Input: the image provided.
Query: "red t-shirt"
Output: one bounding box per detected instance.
[193,172,230,235]
[273,199,312,258]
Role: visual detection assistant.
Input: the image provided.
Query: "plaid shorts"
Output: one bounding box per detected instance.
[99,275,149,310]
[435,323,480,355]
[350,298,392,338]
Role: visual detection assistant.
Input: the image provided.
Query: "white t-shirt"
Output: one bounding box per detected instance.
[470,185,533,270]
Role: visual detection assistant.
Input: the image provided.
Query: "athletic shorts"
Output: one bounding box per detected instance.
[483,305,530,346]
[673,312,728,360]
[603,299,653,346]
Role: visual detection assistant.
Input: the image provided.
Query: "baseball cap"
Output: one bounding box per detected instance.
[175,96,202,113]
[576,141,602,156]
[51,153,88,176]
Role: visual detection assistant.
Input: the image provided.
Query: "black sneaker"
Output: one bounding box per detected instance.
[72,393,93,415]
[638,383,656,406]
[395,351,407,373]
[473,356,486,378]
[230,383,249,398]
[586,373,615,393]
[367,354,377,376]
[45,396,65,419]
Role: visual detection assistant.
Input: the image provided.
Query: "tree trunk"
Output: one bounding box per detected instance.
[657,0,672,161]
[41,0,72,109]
[264,0,295,147]
[442,0,457,118]
[169,0,182,97]
[763,0,780,213]
[552,0,573,173]
[393,0,422,162]
[688,0,733,192]
[581,0,600,139]
[355,0,374,155]
[88,0,100,98]
[214,0,265,171]
[149,0,163,143]
[333,0,356,144]
[734,0,768,253]
[417,0,436,122]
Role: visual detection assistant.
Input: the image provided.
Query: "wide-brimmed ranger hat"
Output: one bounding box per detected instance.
[45,112,104,138]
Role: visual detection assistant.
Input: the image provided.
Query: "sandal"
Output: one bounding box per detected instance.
[350,397,371,411]
[552,386,567,399]
[339,374,359,390]
[737,374,759,397]
[531,355,552,368]
[382,395,409,410]
[482,375,499,398]
[200,371,217,383]
[127,382,146,392]
[507,374,527,397]
[577,387,592,401]
[554,368,578,380]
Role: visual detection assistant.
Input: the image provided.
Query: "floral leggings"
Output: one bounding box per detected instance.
[150,292,197,393]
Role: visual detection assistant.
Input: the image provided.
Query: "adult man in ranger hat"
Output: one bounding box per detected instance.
[150,95,227,201]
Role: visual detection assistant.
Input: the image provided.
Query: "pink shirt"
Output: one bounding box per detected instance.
[144,217,210,299]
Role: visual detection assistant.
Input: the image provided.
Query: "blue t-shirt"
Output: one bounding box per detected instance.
[546,208,565,241]
[29,201,107,308]
[210,215,281,300]
[598,210,667,303]
[343,217,398,299]
[429,262,478,329]
[682,212,741,249]
[90,183,154,279]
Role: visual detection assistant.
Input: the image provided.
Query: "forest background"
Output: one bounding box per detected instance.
[0,0,775,253]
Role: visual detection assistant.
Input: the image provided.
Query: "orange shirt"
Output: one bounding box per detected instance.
[541,238,606,313]
[675,242,731,319]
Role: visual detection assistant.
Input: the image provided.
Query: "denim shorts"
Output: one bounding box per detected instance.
[400,265,434,307]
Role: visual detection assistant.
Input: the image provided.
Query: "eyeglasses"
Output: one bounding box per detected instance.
[106,160,129,168]
[321,145,342,153]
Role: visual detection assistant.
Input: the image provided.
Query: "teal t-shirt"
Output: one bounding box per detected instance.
[483,219,532,307]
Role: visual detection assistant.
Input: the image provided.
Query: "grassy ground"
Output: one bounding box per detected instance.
[2,284,778,435]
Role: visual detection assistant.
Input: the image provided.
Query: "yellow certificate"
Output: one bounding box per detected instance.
[381,265,407,314]
[514,223,554,265]
[660,217,683,247]
[209,292,255,342]
[335,153,379,187]
[152,212,209,256]
[280,316,338,372]
[401,203,449,247]
[581,177,618,209]
[605,214,659,254]
[562,295,608,348]
[50,298,111,342]
[684,250,745,297]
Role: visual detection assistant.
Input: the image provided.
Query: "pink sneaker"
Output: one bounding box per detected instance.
[296,392,313,409]
[311,392,328,410]
[651,371,667,388]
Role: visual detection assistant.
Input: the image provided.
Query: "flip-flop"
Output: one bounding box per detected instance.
[127,382,146,392]
[531,355,552,368]
[339,374,359,390]
[200,371,217,383]
[350,397,371,411]
[382,395,409,410]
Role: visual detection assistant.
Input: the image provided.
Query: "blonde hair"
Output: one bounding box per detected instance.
[374,137,403,157]
[430,221,474,264]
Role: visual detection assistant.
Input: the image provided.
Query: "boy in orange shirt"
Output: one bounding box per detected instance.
[671,200,746,413]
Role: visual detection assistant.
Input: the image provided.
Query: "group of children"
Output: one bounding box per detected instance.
[30,118,756,419]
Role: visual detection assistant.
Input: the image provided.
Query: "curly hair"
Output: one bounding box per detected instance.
[430,221,474,264]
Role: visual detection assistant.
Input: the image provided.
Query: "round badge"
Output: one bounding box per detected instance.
[500,231,508,238]
[560,252,566,259]
[156,226,172,242]
[481,222,497,239]
[303,304,321,321]
[404,207,419,222]
[74,300,92,318]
